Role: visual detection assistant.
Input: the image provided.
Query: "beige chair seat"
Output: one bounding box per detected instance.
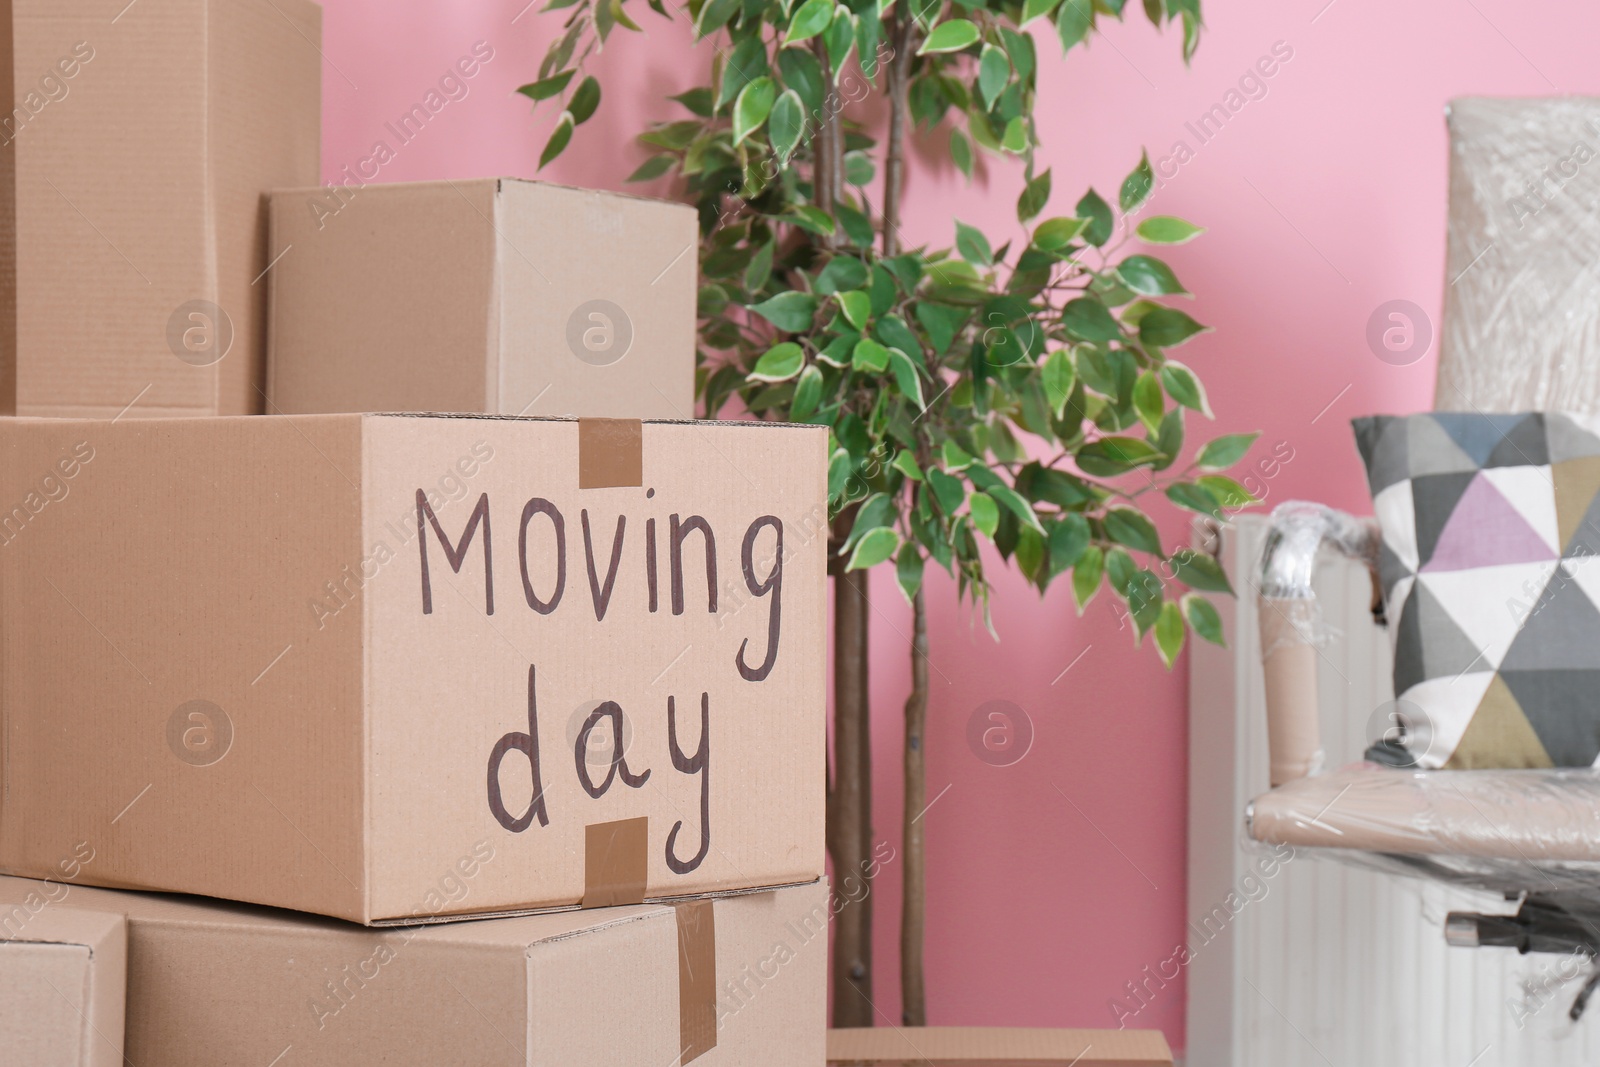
[1248,764,1600,874]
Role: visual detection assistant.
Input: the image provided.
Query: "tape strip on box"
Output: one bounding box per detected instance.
[577,418,643,488]
[582,816,648,907]
[675,899,718,1063]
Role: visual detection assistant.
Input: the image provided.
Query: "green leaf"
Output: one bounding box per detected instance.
[1075,187,1114,247]
[928,468,966,512]
[844,492,896,550]
[1048,513,1090,575]
[874,315,920,358]
[838,290,872,330]
[950,128,974,178]
[669,86,714,118]
[749,291,818,331]
[1076,436,1160,477]
[1183,593,1226,646]
[1197,474,1258,510]
[955,220,993,265]
[1022,0,1060,25]
[1170,548,1232,594]
[848,526,901,570]
[1196,432,1260,471]
[1165,482,1222,517]
[1034,216,1088,250]
[1061,297,1121,342]
[1105,547,1137,595]
[776,47,824,113]
[916,303,968,355]
[1119,152,1154,213]
[1159,361,1211,416]
[815,257,868,296]
[969,492,1000,537]
[892,451,924,480]
[1103,507,1162,554]
[787,206,837,236]
[518,70,575,102]
[786,0,836,43]
[1155,601,1185,667]
[745,240,775,291]
[1137,215,1205,244]
[718,35,769,107]
[749,342,805,382]
[828,447,852,500]
[852,337,890,372]
[825,8,856,73]
[1072,545,1104,611]
[1055,0,1094,51]
[790,364,824,418]
[626,154,675,182]
[695,0,741,37]
[1132,370,1163,430]
[896,544,925,602]
[886,347,925,408]
[1117,254,1188,295]
[1001,116,1028,153]
[1139,307,1207,349]
[538,112,575,169]
[768,90,805,160]
[978,44,1011,110]
[988,483,1044,533]
[733,76,777,145]
[568,76,601,124]
[920,18,981,54]
[1017,169,1053,223]
[1042,347,1076,416]
[844,151,875,185]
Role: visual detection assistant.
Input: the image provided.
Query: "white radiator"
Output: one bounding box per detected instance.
[1184,515,1600,1067]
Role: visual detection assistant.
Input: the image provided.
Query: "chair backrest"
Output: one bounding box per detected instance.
[1436,96,1600,415]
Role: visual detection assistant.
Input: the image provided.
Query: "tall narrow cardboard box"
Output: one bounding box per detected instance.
[0,0,322,417]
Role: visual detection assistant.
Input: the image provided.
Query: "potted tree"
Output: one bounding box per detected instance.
[522,0,1247,1026]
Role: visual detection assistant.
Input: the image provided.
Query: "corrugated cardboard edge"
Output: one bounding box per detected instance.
[674,900,717,1063]
[825,1027,1173,1067]
[582,816,649,908]
[368,876,818,927]
[3,907,128,1067]
[577,417,643,488]
[0,0,14,413]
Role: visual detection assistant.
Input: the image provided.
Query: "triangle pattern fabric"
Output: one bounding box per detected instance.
[1420,471,1558,572]
[1373,480,1418,572]
[1547,413,1600,464]
[1392,580,1490,695]
[1499,670,1600,766]
[1499,564,1600,670]
[1484,413,1549,468]
[1405,416,1480,476]
[1353,416,1411,495]
[1443,674,1553,769]
[1416,563,1549,672]
[1411,471,1479,569]
[1480,465,1560,555]
[1436,412,1536,466]
[1555,456,1600,555]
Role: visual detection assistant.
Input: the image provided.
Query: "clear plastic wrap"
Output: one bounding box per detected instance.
[1247,763,1600,894]
[1435,96,1600,416]
[1255,502,1381,785]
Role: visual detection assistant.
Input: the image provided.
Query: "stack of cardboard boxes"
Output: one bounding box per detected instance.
[0,2,827,1063]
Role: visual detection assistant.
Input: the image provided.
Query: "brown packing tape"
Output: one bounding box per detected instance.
[582,816,649,907]
[675,900,718,1064]
[578,417,644,489]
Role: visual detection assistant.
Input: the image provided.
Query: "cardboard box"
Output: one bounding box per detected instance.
[0,0,322,417]
[0,875,827,1066]
[267,179,698,419]
[826,1027,1174,1066]
[0,906,126,1067]
[0,413,827,923]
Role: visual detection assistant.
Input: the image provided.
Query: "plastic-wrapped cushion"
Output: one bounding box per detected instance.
[1436,96,1600,416]
[1248,764,1600,892]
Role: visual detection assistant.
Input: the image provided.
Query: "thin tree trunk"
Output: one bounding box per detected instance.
[879,8,931,1029]
[899,586,929,1025]
[828,510,875,1027]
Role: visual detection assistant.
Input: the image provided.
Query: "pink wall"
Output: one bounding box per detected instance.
[317,0,1600,1051]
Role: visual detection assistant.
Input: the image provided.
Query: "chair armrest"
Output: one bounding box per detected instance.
[1255,502,1381,786]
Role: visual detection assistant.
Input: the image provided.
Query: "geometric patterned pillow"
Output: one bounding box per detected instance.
[1353,412,1600,770]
